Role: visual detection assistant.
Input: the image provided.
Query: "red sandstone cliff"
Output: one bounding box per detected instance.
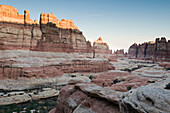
[0,5,114,79]
[0,5,92,53]
[128,37,170,61]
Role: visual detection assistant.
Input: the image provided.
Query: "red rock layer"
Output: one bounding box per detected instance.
[54,84,121,113]
[128,37,170,61]
[0,20,92,53]
[0,59,114,79]
[0,5,94,53]
[51,71,155,113]
[91,71,152,92]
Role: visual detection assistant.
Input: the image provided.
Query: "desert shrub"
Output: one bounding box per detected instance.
[81,74,84,76]
[121,79,126,81]
[89,75,93,80]
[71,75,76,78]
[127,86,132,90]
[113,78,119,84]
[165,83,170,89]
[33,91,38,95]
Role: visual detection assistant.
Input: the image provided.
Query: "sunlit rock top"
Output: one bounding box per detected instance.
[0,5,35,24]
[0,5,79,30]
[94,37,108,46]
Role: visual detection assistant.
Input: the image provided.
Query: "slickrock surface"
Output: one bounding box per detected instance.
[52,76,170,113]
[0,93,31,105]
[128,37,170,61]
[0,50,114,79]
[54,83,122,113]
[120,78,170,113]
[91,71,154,92]
[0,88,59,105]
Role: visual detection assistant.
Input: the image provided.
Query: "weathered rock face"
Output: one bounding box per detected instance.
[120,78,170,113]
[114,49,125,57]
[93,37,112,54]
[52,74,170,113]
[0,22,42,50]
[128,43,138,58]
[0,5,92,53]
[137,42,147,58]
[0,5,115,79]
[54,83,122,113]
[128,37,170,61]
[91,71,153,92]
[0,50,114,79]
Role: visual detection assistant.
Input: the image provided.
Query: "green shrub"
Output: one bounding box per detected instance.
[89,75,93,80]
[81,74,84,76]
[127,86,132,90]
[121,79,126,81]
[165,83,170,89]
[113,78,119,84]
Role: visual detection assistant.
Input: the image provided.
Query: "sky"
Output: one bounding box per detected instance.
[1,0,170,51]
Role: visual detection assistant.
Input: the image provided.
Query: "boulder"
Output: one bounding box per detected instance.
[55,83,122,113]
[120,78,170,113]
[91,71,154,92]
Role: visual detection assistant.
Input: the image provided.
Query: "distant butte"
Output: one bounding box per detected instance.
[93,37,112,54]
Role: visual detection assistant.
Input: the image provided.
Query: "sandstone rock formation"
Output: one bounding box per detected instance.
[120,78,170,113]
[0,5,91,53]
[159,63,170,70]
[0,5,35,24]
[40,13,79,30]
[54,83,122,113]
[0,50,114,79]
[0,5,115,79]
[91,71,153,92]
[128,43,138,58]
[51,75,170,113]
[114,49,125,57]
[128,37,170,61]
[93,37,112,55]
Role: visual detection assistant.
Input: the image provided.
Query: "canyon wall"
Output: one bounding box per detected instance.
[0,5,114,79]
[0,5,92,53]
[128,37,170,61]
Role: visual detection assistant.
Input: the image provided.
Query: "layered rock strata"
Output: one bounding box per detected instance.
[0,5,113,79]
[0,50,114,79]
[0,4,92,53]
[128,37,170,61]
[93,37,112,55]
[51,74,170,113]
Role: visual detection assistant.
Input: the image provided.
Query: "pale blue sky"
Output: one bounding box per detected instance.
[1,0,170,51]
